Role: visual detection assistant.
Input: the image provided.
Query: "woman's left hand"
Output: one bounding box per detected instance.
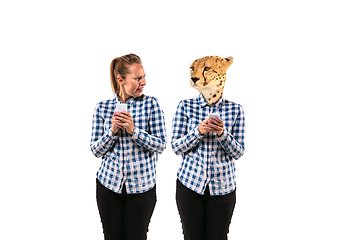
[113,111,135,135]
[207,118,224,137]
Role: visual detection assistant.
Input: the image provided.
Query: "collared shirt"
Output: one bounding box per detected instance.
[90,95,167,194]
[171,94,245,196]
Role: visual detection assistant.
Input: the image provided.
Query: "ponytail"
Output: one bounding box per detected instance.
[110,58,120,94]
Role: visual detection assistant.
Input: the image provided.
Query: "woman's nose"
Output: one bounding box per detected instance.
[140,77,146,85]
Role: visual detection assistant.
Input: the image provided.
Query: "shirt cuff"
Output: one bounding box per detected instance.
[131,126,140,140]
[194,126,204,139]
[107,127,117,139]
[217,129,229,141]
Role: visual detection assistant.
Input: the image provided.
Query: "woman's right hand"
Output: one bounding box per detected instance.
[198,119,211,135]
[111,112,123,135]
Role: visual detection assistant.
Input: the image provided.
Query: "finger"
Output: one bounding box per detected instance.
[114,115,123,121]
[210,118,223,123]
[212,123,223,130]
[119,111,132,118]
[215,118,223,124]
[113,117,124,124]
[112,122,123,130]
[124,111,132,117]
[210,123,223,130]
[112,118,124,127]
[117,112,133,122]
[111,117,118,123]
[114,115,130,123]
[114,112,129,119]
[210,119,223,127]
[207,120,218,128]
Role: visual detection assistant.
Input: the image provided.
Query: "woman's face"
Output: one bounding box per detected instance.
[119,63,146,101]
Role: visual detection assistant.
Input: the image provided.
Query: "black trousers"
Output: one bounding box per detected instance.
[176,179,236,240]
[96,178,156,240]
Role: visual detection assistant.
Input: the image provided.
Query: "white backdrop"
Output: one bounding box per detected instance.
[1,0,338,239]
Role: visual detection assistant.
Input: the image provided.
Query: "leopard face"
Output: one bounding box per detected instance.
[190,56,233,105]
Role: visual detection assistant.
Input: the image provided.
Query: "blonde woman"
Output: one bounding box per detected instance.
[90,54,167,240]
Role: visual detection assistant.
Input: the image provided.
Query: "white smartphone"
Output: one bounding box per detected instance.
[115,103,127,112]
[208,113,220,119]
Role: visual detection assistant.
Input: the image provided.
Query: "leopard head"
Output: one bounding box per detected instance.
[190,56,233,105]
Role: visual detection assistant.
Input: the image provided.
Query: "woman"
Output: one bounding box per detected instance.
[171,56,246,240]
[90,53,167,240]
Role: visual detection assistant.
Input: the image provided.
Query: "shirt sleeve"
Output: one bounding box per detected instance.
[131,98,167,153]
[90,103,118,158]
[171,100,203,155]
[217,104,246,160]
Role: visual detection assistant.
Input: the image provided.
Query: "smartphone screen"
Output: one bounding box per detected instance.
[208,113,220,119]
[115,103,127,112]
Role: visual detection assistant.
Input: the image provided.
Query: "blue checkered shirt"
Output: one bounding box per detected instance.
[90,95,167,194]
[171,94,245,196]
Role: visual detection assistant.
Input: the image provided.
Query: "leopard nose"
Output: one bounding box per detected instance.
[191,77,199,83]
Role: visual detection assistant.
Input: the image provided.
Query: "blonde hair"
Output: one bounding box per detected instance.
[110,53,142,95]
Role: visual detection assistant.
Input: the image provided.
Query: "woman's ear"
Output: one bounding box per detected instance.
[117,75,124,85]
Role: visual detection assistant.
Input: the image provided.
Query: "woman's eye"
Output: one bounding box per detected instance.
[135,75,145,81]
[204,67,211,71]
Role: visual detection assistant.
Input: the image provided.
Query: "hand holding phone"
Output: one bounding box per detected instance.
[200,113,223,136]
[112,103,129,134]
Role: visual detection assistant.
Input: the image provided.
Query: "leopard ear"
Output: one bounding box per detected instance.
[225,56,233,62]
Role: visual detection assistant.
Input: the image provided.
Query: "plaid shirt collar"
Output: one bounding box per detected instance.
[113,94,145,105]
[199,94,227,108]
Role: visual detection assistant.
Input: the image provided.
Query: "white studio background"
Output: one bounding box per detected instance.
[1,0,338,239]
